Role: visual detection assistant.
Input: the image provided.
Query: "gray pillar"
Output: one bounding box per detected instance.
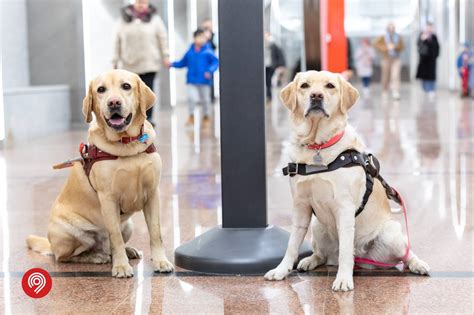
[219,0,267,228]
[174,0,311,275]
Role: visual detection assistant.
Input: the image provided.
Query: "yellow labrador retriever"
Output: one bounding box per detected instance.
[27,69,174,278]
[264,71,429,291]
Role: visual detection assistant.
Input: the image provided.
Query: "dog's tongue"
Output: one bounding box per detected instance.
[109,117,125,125]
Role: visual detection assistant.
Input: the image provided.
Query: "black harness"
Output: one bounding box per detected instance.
[282,150,402,217]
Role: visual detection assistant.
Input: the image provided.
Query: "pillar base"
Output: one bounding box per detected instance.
[174,225,312,275]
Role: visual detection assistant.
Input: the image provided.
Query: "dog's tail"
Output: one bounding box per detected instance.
[26,235,53,256]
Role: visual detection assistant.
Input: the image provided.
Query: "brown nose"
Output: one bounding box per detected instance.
[310,93,324,101]
[107,98,122,107]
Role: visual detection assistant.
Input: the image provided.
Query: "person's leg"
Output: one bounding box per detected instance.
[199,85,211,117]
[187,84,199,125]
[265,67,274,99]
[421,80,428,92]
[138,72,156,123]
[427,80,436,92]
[199,85,211,126]
[380,58,391,92]
[427,80,436,101]
[210,75,215,103]
[361,77,370,88]
[390,58,401,98]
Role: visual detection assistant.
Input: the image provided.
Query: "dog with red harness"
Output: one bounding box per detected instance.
[264,71,430,291]
[27,69,174,278]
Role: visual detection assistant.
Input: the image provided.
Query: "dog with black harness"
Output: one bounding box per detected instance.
[264,70,430,291]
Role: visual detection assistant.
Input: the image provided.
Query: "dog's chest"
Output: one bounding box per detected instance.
[93,154,159,212]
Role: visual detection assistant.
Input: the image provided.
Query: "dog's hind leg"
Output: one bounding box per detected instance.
[362,220,430,274]
[121,219,142,260]
[67,251,111,264]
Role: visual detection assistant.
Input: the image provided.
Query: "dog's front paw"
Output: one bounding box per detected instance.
[408,258,430,275]
[264,267,291,281]
[112,263,134,278]
[153,258,174,273]
[332,274,354,292]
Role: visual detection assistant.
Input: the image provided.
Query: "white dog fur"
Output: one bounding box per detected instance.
[264,71,429,291]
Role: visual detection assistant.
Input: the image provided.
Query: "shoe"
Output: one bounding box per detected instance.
[392,91,400,100]
[202,115,210,127]
[186,115,194,126]
[363,88,370,97]
[428,91,435,102]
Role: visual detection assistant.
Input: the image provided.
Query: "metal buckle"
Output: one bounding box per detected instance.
[288,163,299,175]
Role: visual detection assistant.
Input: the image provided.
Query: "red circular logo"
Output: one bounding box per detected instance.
[21,268,52,298]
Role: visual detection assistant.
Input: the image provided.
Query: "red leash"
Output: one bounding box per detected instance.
[354,187,410,268]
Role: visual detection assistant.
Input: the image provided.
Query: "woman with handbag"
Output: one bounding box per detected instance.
[416,23,440,101]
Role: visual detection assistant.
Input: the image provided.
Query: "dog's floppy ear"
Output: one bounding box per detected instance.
[280,73,300,112]
[338,74,359,114]
[138,77,156,119]
[82,82,94,123]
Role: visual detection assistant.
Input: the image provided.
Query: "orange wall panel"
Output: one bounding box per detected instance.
[320,0,347,72]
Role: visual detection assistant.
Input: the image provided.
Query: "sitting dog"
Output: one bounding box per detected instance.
[27,69,174,278]
[264,70,429,291]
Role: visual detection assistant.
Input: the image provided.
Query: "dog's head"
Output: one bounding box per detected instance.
[280,70,359,120]
[82,69,156,133]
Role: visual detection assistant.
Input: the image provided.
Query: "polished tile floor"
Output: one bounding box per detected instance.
[0,84,473,314]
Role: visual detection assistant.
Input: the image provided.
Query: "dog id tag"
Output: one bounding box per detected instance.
[313,150,325,166]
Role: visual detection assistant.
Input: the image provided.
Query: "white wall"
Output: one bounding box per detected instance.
[1,0,30,89]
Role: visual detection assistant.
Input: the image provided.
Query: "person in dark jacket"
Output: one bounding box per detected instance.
[264,32,286,101]
[169,29,219,127]
[416,23,440,101]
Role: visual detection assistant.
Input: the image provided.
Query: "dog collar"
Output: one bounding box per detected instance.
[120,125,149,144]
[306,131,345,151]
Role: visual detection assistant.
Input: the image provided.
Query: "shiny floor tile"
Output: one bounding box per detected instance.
[0,84,473,313]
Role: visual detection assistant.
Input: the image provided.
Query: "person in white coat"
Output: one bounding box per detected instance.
[113,0,169,126]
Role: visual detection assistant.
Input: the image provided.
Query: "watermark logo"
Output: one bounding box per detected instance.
[21,268,52,298]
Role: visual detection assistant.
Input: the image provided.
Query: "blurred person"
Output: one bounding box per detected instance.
[457,44,473,97]
[354,38,376,96]
[201,18,217,102]
[201,18,217,51]
[169,29,219,127]
[374,22,404,100]
[264,31,286,102]
[416,22,440,101]
[113,0,169,127]
[341,37,355,81]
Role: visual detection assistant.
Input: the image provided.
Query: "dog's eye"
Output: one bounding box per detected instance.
[97,86,106,93]
[300,83,310,89]
[122,83,131,90]
[325,83,335,89]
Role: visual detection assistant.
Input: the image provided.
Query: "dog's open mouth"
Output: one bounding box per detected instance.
[105,113,133,130]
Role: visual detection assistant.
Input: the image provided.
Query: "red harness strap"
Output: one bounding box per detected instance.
[80,142,157,177]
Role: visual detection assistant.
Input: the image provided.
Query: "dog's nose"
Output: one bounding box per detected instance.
[310,93,324,101]
[107,98,122,108]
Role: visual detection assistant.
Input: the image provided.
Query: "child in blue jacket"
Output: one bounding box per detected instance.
[170,29,219,126]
